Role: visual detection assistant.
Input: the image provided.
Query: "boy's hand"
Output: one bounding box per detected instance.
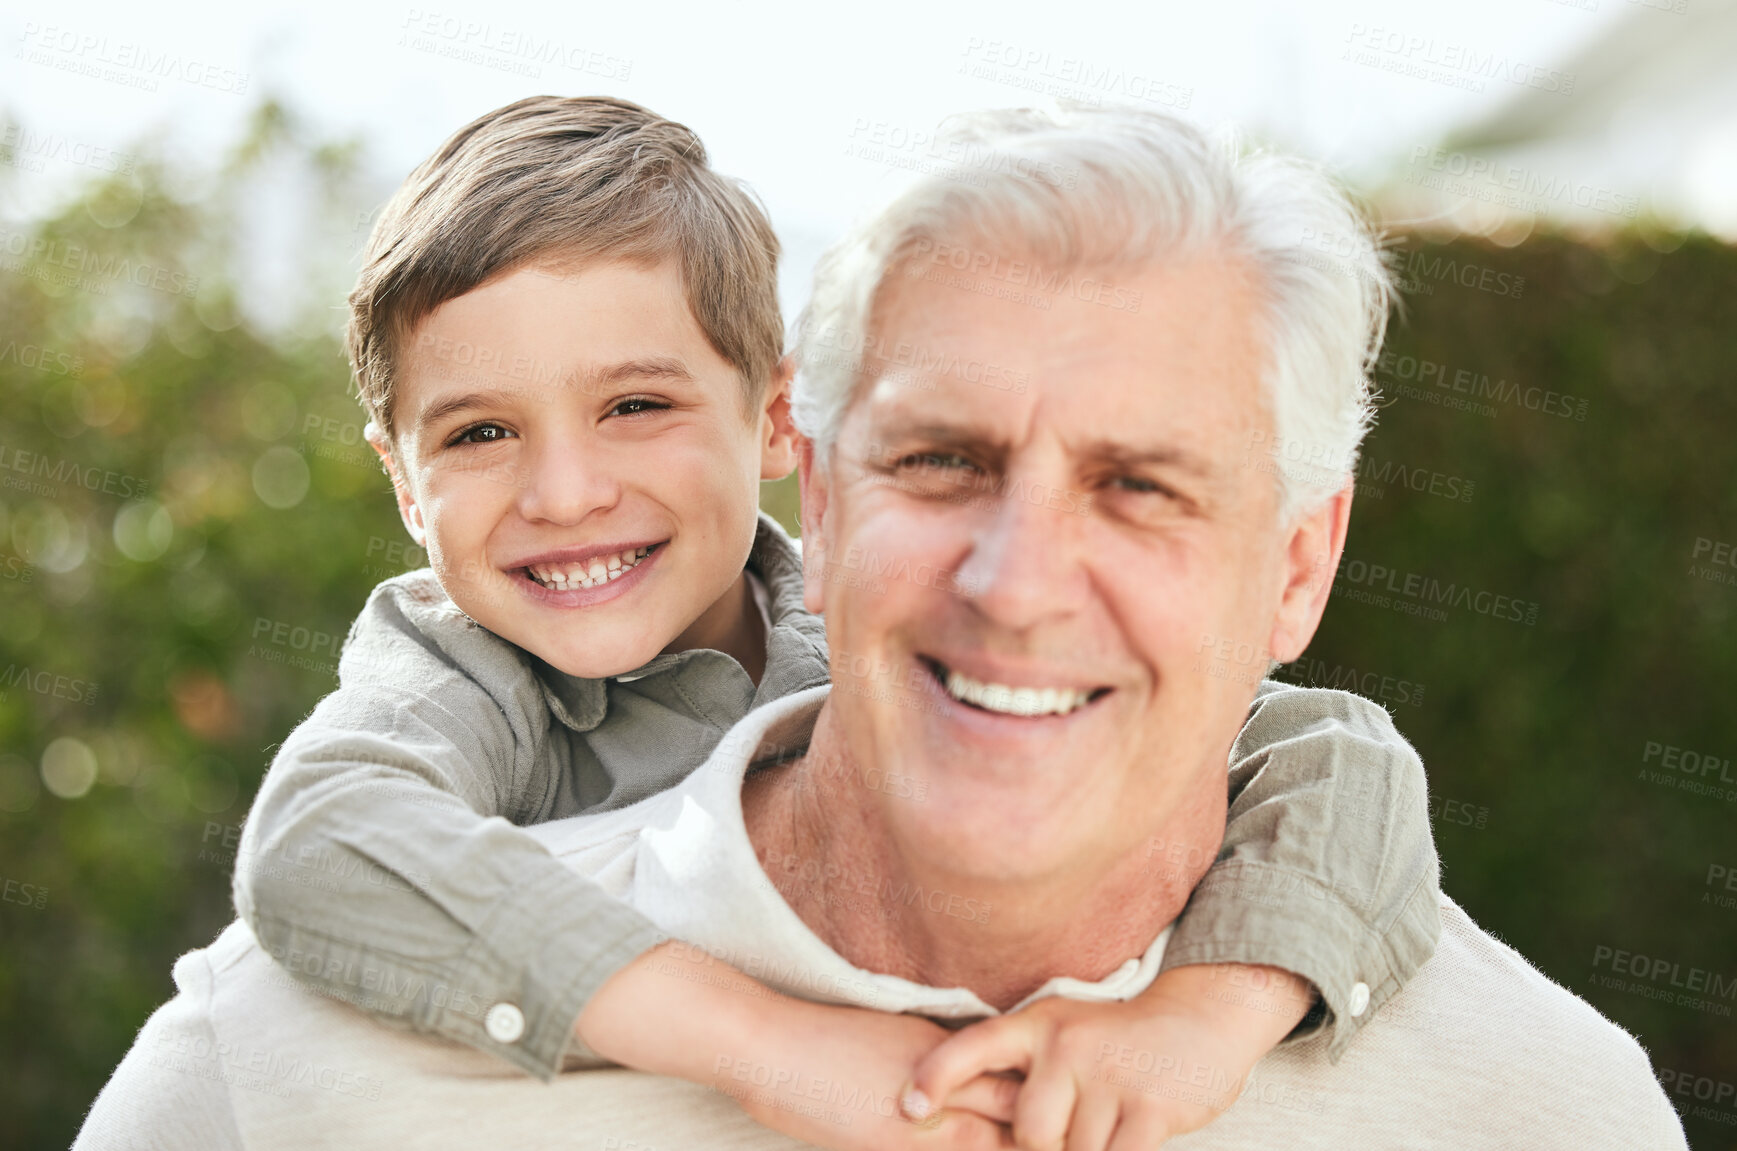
[904,963,1313,1150]
[578,942,1016,1151]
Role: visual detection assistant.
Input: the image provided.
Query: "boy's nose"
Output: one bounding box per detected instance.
[512,442,622,526]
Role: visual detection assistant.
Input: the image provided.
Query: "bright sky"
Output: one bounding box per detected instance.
[3,0,1631,315]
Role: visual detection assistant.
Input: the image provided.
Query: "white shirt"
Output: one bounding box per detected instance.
[76,686,1687,1150]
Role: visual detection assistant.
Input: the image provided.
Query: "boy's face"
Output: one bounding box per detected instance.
[373,258,796,679]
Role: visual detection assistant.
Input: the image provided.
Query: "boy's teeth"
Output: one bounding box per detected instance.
[941,666,1093,716]
[528,546,652,590]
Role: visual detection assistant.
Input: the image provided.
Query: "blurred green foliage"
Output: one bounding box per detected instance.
[0,111,1732,1149]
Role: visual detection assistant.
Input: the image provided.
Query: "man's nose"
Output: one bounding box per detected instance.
[511,440,622,526]
[954,471,1089,629]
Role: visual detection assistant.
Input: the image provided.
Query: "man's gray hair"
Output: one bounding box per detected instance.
[791,104,1396,519]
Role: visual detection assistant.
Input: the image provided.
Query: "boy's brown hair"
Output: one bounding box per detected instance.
[347,95,783,443]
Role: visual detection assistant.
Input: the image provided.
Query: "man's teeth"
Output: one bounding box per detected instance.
[528,547,652,590]
[942,667,1094,717]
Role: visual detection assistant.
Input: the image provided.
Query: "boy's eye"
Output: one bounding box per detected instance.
[449,422,514,446]
[608,396,671,418]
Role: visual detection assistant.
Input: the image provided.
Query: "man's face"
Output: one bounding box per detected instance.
[801,247,1342,886]
[378,259,791,678]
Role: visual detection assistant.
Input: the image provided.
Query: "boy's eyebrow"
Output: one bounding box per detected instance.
[413,357,698,434]
[561,356,696,394]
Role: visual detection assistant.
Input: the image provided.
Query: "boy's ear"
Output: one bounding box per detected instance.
[795,436,832,617]
[366,422,429,549]
[758,356,800,482]
[1266,480,1353,664]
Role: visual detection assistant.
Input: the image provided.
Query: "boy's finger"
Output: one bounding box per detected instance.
[1012,1062,1079,1151]
[1063,1093,1121,1151]
[946,1072,1021,1124]
[908,1017,1035,1118]
[1104,1110,1174,1151]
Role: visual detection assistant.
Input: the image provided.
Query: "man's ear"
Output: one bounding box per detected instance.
[366,422,428,549]
[1267,481,1353,663]
[795,436,833,617]
[758,356,800,482]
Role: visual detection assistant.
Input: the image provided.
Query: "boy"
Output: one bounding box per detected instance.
[228,96,1436,1147]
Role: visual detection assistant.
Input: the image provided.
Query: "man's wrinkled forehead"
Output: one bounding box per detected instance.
[837,252,1265,490]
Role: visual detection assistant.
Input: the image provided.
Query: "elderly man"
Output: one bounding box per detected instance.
[78,106,1685,1150]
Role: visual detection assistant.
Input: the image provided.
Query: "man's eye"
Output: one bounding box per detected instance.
[450,423,513,446]
[898,451,974,472]
[609,396,670,418]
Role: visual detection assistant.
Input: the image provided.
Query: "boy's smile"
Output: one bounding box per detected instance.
[374,258,797,680]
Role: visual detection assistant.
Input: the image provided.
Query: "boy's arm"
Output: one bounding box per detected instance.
[234,576,666,1080]
[1158,679,1441,1058]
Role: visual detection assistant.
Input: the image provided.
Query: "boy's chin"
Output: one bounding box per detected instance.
[530,639,661,682]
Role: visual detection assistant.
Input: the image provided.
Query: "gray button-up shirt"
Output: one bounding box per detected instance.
[235,513,1439,1078]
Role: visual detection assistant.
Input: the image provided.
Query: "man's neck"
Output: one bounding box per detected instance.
[740,703,1212,1008]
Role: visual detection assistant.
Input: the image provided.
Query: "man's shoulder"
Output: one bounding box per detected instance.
[1359,896,1684,1146]
[1179,895,1686,1149]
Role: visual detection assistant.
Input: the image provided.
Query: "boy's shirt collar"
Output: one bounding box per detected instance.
[533,513,827,735]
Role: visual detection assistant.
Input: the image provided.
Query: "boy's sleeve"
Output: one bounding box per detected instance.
[233,575,666,1081]
[1157,680,1441,1062]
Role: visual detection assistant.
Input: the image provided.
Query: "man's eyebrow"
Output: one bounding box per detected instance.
[1078,439,1220,478]
[871,420,1010,463]
[871,421,1215,477]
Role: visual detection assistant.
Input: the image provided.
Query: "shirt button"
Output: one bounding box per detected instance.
[485,1003,526,1044]
[1347,981,1371,1018]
